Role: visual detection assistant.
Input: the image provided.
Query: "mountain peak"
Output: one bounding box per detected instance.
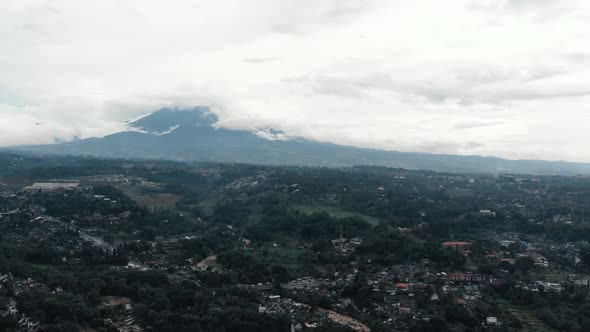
[130,107,218,134]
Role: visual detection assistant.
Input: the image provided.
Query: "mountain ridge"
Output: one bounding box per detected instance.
[8,107,590,176]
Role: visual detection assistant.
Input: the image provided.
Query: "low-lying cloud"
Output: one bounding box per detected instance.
[1,0,590,162]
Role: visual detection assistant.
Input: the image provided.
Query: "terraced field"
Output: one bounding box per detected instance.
[508,307,557,332]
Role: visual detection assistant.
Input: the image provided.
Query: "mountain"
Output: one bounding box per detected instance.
[130,106,217,133]
[10,107,590,175]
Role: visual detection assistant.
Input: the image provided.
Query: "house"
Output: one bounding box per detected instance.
[442,241,472,251]
[485,252,498,259]
[491,277,505,285]
[394,283,411,291]
[24,181,80,191]
[414,283,428,292]
[472,274,484,282]
[123,316,135,326]
[146,261,164,269]
[449,273,473,283]
[500,258,515,265]
[350,238,363,245]
[399,306,411,314]
[0,274,12,285]
[331,238,347,247]
[26,321,39,331]
[18,316,39,332]
[518,251,549,268]
[479,210,496,217]
[486,317,499,325]
[538,281,562,292]
[8,306,18,315]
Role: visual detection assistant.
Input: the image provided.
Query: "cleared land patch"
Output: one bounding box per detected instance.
[293,205,381,226]
[508,307,557,332]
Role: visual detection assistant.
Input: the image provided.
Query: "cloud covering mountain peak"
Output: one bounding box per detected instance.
[2,1,590,162]
[129,107,218,134]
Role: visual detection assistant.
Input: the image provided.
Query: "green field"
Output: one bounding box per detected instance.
[508,307,557,332]
[197,199,218,215]
[293,205,381,226]
[252,246,311,273]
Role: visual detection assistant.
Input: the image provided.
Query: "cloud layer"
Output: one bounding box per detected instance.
[1,0,590,162]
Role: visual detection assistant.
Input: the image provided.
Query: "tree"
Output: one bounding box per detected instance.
[515,256,535,275]
[580,247,590,266]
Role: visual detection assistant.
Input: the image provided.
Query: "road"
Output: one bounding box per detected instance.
[44,215,199,285]
[43,215,115,253]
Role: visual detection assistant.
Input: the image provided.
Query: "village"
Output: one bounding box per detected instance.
[2,162,590,331]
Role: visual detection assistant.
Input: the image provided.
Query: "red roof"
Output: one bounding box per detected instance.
[456,299,467,305]
[395,283,410,289]
[491,277,505,285]
[442,241,471,246]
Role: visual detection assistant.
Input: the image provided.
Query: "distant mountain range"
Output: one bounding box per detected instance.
[9,107,590,175]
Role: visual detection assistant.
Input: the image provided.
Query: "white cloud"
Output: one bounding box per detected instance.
[1,0,590,161]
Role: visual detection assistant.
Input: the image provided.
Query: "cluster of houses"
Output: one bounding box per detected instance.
[2,273,144,332]
[331,234,363,254]
[223,174,268,190]
[253,243,589,332]
[0,275,40,332]
[258,295,370,332]
[518,251,549,268]
[23,181,80,191]
[250,263,512,330]
[479,209,497,217]
[442,241,472,255]
[83,174,160,188]
[105,317,142,332]
[443,239,551,268]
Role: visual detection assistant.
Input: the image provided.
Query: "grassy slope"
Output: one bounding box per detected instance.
[293,205,381,226]
[507,306,557,332]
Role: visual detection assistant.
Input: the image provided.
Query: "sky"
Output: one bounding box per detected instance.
[1,0,590,162]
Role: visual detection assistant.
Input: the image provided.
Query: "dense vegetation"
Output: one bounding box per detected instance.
[2,153,590,331]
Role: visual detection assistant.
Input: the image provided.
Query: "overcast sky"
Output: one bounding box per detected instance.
[2,0,590,162]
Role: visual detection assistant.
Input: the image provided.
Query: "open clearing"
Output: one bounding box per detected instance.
[293,205,381,226]
[126,192,182,208]
[507,307,557,332]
